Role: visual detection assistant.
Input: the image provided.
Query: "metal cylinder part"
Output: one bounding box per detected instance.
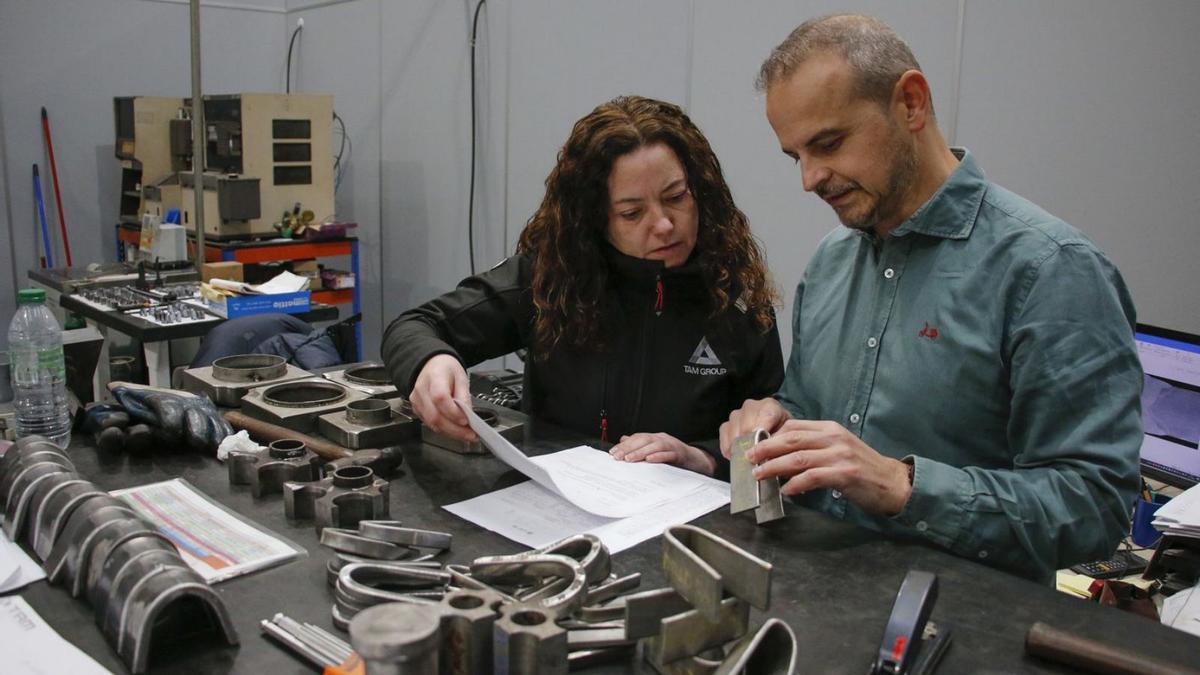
[211,354,288,382]
[349,603,441,674]
[493,603,568,675]
[346,399,392,426]
[268,438,307,459]
[333,465,374,489]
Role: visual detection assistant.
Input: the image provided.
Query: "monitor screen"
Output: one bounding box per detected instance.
[1136,324,1200,488]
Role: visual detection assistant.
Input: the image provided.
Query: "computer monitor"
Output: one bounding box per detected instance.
[1136,323,1200,488]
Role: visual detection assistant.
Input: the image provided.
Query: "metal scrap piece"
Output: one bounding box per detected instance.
[493,603,568,675]
[661,524,772,621]
[714,617,798,675]
[625,587,694,640]
[283,465,389,533]
[227,438,322,497]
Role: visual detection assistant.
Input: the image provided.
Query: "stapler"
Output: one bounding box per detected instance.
[869,570,952,675]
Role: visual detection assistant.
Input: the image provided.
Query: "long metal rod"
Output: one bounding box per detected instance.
[189,0,207,269]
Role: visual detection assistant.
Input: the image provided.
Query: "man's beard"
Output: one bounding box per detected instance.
[838,132,920,233]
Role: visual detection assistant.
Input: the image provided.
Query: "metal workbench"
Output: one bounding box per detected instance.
[17,419,1200,673]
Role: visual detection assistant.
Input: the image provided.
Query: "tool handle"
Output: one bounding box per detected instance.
[1025,622,1200,675]
[224,410,352,460]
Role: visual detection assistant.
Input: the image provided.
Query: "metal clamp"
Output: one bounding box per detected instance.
[661,524,772,621]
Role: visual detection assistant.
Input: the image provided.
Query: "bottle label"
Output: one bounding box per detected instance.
[12,347,66,380]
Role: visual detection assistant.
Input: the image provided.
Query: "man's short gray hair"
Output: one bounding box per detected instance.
[756,14,932,116]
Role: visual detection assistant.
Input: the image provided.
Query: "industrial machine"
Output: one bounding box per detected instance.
[113,96,188,224]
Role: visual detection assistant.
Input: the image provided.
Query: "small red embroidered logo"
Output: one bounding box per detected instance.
[918,322,939,340]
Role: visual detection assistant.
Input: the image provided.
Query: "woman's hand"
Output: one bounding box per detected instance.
[409,354,477,441]
[609,432,717,475]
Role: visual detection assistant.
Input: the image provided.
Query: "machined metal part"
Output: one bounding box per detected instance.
[323,362,401,399]
[320,527,415,560]
[284,465,389,533]
[472,553,588,618]
[69,516,161,598]
[1,451,74,523]
[338,562,449,605]
[43,497,139,585]
[625,588,693,640]
[317,398,420,449]
[567,627,636,651]
[446,563,519,604]
[88,532,179,613]
[227,438,322,497]
[537,534,611,587]
[32,481,106,561]
[359,520,454,550]
[577,596,629,624]
[323,446,406,478]
[331,602,355,632]
[585,572,641,606]
[240,378,370,433]
[112,563,239,674]
[0,435,68,481]
[494,603,569,675]
[568,645,636,670]
[662,524,773,621]
[714,617,798,675]
[646,649,725,675]
[99,549,192,641]
[349,602,442,674]
[729,429,785,524]
[439,588,505,675]
[180,354,312,407]
[422,405,526,455]
[644,597,751,665]
[4,466,80,540]
[326,553,444,584]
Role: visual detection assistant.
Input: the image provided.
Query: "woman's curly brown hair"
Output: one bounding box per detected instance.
[517,95,777,353]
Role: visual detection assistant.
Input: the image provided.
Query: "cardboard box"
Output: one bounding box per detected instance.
[203,290,311,319]
[202,261,244,283]
[291,259,320,291]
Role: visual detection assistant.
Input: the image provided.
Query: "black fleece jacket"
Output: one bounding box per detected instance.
[381,247,784,470]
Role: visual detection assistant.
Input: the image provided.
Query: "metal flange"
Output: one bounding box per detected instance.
[180,354,313,407]
[316,398,420,450]
[227,439,322,497]
[241,378,371,433]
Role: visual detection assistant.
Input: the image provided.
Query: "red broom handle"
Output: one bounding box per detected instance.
[41,107,72,267]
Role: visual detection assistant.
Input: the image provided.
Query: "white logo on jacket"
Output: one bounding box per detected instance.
[684,337,727,375]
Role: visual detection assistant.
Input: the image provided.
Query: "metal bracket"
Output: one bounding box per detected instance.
[729,429,785,524]
[661,524,772,621]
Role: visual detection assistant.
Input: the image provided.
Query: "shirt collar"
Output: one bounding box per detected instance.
[889,147,985,241]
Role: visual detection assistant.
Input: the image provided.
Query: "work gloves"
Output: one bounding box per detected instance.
[80,385,233,454]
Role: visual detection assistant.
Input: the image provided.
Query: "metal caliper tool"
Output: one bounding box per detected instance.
[729,428,785,524]
[661,524,773,621]
[227,438,322,497]
[283,465,389,533]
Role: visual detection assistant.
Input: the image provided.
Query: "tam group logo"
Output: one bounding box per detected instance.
[918,322,939,340]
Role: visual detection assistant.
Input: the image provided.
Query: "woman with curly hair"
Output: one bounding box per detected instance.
[382,95,782,476]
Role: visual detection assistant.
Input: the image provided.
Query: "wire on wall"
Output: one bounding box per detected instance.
[467,0,487,276]
[285,20,303,94]
[333,110,351,195]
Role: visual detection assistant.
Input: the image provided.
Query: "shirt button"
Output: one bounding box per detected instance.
[978,550,989,559]
[916,521,928,532]
[883,268,895,279]
[831,490,842,499]
[849,413,861,424]
[867,337,878,348]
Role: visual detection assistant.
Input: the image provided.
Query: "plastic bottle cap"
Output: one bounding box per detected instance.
[17,288,46,304]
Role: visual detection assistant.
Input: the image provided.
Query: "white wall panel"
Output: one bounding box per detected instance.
[957,0,1200,334]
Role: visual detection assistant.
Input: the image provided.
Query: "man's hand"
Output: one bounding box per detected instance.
[719,398,792,459]
[409,354,476,442]
[609,433,717,476]
[748,419,912,516]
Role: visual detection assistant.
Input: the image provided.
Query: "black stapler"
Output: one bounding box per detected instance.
[869,570,952,675]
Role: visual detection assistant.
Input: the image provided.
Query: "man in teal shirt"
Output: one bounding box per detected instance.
[721,14,1142,581]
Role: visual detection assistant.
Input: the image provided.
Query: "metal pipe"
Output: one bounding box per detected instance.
[189,0,206,269]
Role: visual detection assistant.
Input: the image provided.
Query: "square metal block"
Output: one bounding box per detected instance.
[180,355,312,407]
[421,404,526,455]
[316,398,420,449]
[322,362,401,399]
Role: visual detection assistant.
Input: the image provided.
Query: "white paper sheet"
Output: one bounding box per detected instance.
[459,403,716,518]
[444,479,730,553]
[1161,582,1200,638]
[0,530,47,593]
[0,596,113,675]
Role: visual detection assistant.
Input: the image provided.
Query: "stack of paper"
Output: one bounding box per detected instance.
[1153,482,1200,538]
[444,405,731,552]
[0,530,46,593]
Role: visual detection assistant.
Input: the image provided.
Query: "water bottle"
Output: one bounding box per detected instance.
[8,288,71,449]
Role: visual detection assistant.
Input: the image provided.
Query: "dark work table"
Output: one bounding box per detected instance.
[18,418,1200,674]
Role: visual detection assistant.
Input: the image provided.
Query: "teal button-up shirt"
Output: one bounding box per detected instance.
[779,149,1142,582]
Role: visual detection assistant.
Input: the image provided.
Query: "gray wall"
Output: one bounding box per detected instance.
[2,1,1198,364]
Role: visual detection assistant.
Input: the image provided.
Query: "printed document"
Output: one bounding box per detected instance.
[0,596,112,675]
